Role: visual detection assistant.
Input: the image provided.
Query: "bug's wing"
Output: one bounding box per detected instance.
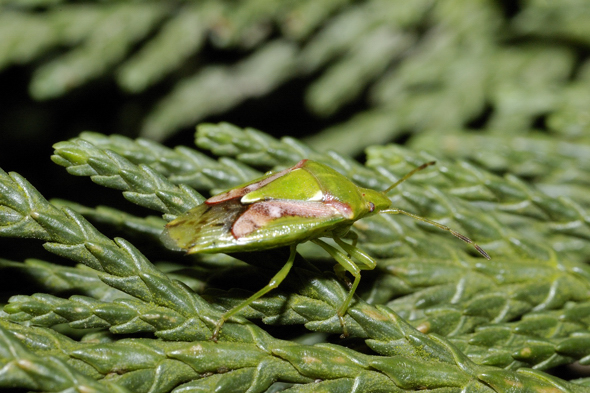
[161,201,246,253]
[240,168,323,204]
[207,160,307,204]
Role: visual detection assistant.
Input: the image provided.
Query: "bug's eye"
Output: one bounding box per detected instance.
[368,202,375,212]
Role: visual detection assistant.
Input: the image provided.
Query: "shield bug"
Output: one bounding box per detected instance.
[162,159,490,340]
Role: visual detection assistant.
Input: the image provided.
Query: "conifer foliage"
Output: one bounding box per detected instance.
[1,1,590,392]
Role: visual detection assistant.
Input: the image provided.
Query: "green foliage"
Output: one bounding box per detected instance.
[1,124,590,392]
[2,0,589,148]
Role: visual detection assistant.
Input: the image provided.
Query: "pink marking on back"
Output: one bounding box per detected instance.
[323,193,354,219]
[231,198,338,238]
[206,160,308,205]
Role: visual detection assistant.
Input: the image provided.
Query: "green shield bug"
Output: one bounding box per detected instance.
[162,159,490,340]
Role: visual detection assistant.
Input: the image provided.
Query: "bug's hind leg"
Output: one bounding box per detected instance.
[312,238,377,338]
[211,244,297,341]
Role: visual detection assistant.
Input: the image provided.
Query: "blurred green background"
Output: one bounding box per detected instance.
[2,0,589,176]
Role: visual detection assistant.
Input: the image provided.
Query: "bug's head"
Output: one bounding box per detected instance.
[359,188,392,216]
[358,161,437,218]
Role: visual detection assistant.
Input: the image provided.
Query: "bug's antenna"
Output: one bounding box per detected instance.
[380,208,491,259]
[383,161,436,194]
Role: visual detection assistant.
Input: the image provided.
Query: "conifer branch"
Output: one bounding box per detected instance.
[1,319,586,393]
[196,122,393,190]
[51,139,205,217]
[29,3,168,100]
[0,167,219,340]
[71,132,262,192]
[409,133,590,193]
[4,293,183,336]
[0,323,130,393]
[2,1,588,147]
[51,199,167,240]
[192,256,590,370]
[382,256,590,329]
[5,159,587,390]
[0,258,125,301]
[451,300,590,370]
[143,40,298,140]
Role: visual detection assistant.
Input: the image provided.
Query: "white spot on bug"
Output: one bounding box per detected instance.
[310,190,324,201]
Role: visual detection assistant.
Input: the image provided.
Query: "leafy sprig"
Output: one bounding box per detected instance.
[51,139,204,218]
[1,318,586,393]
[2,125,590,391]
[0,323,130,392]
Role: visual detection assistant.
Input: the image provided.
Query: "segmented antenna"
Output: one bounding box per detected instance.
[380,161,490,259]
[383,161,436,194]
[381,208,491,259]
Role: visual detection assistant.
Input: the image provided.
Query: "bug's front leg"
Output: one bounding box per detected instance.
[211,244,297,341]
[312,238,377,338]
[343,230,359,249]
[331,231,359,287]
[332,232,364,288]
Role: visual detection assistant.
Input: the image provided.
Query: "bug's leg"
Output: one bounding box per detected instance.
[330,231,357,286]
[344,231,359,249]
[312,238,377,338]
[380,208,491,260]
[211,244,297,341]
[333,264,351,288]
[333,236,376,271]
[339,231,359,259]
